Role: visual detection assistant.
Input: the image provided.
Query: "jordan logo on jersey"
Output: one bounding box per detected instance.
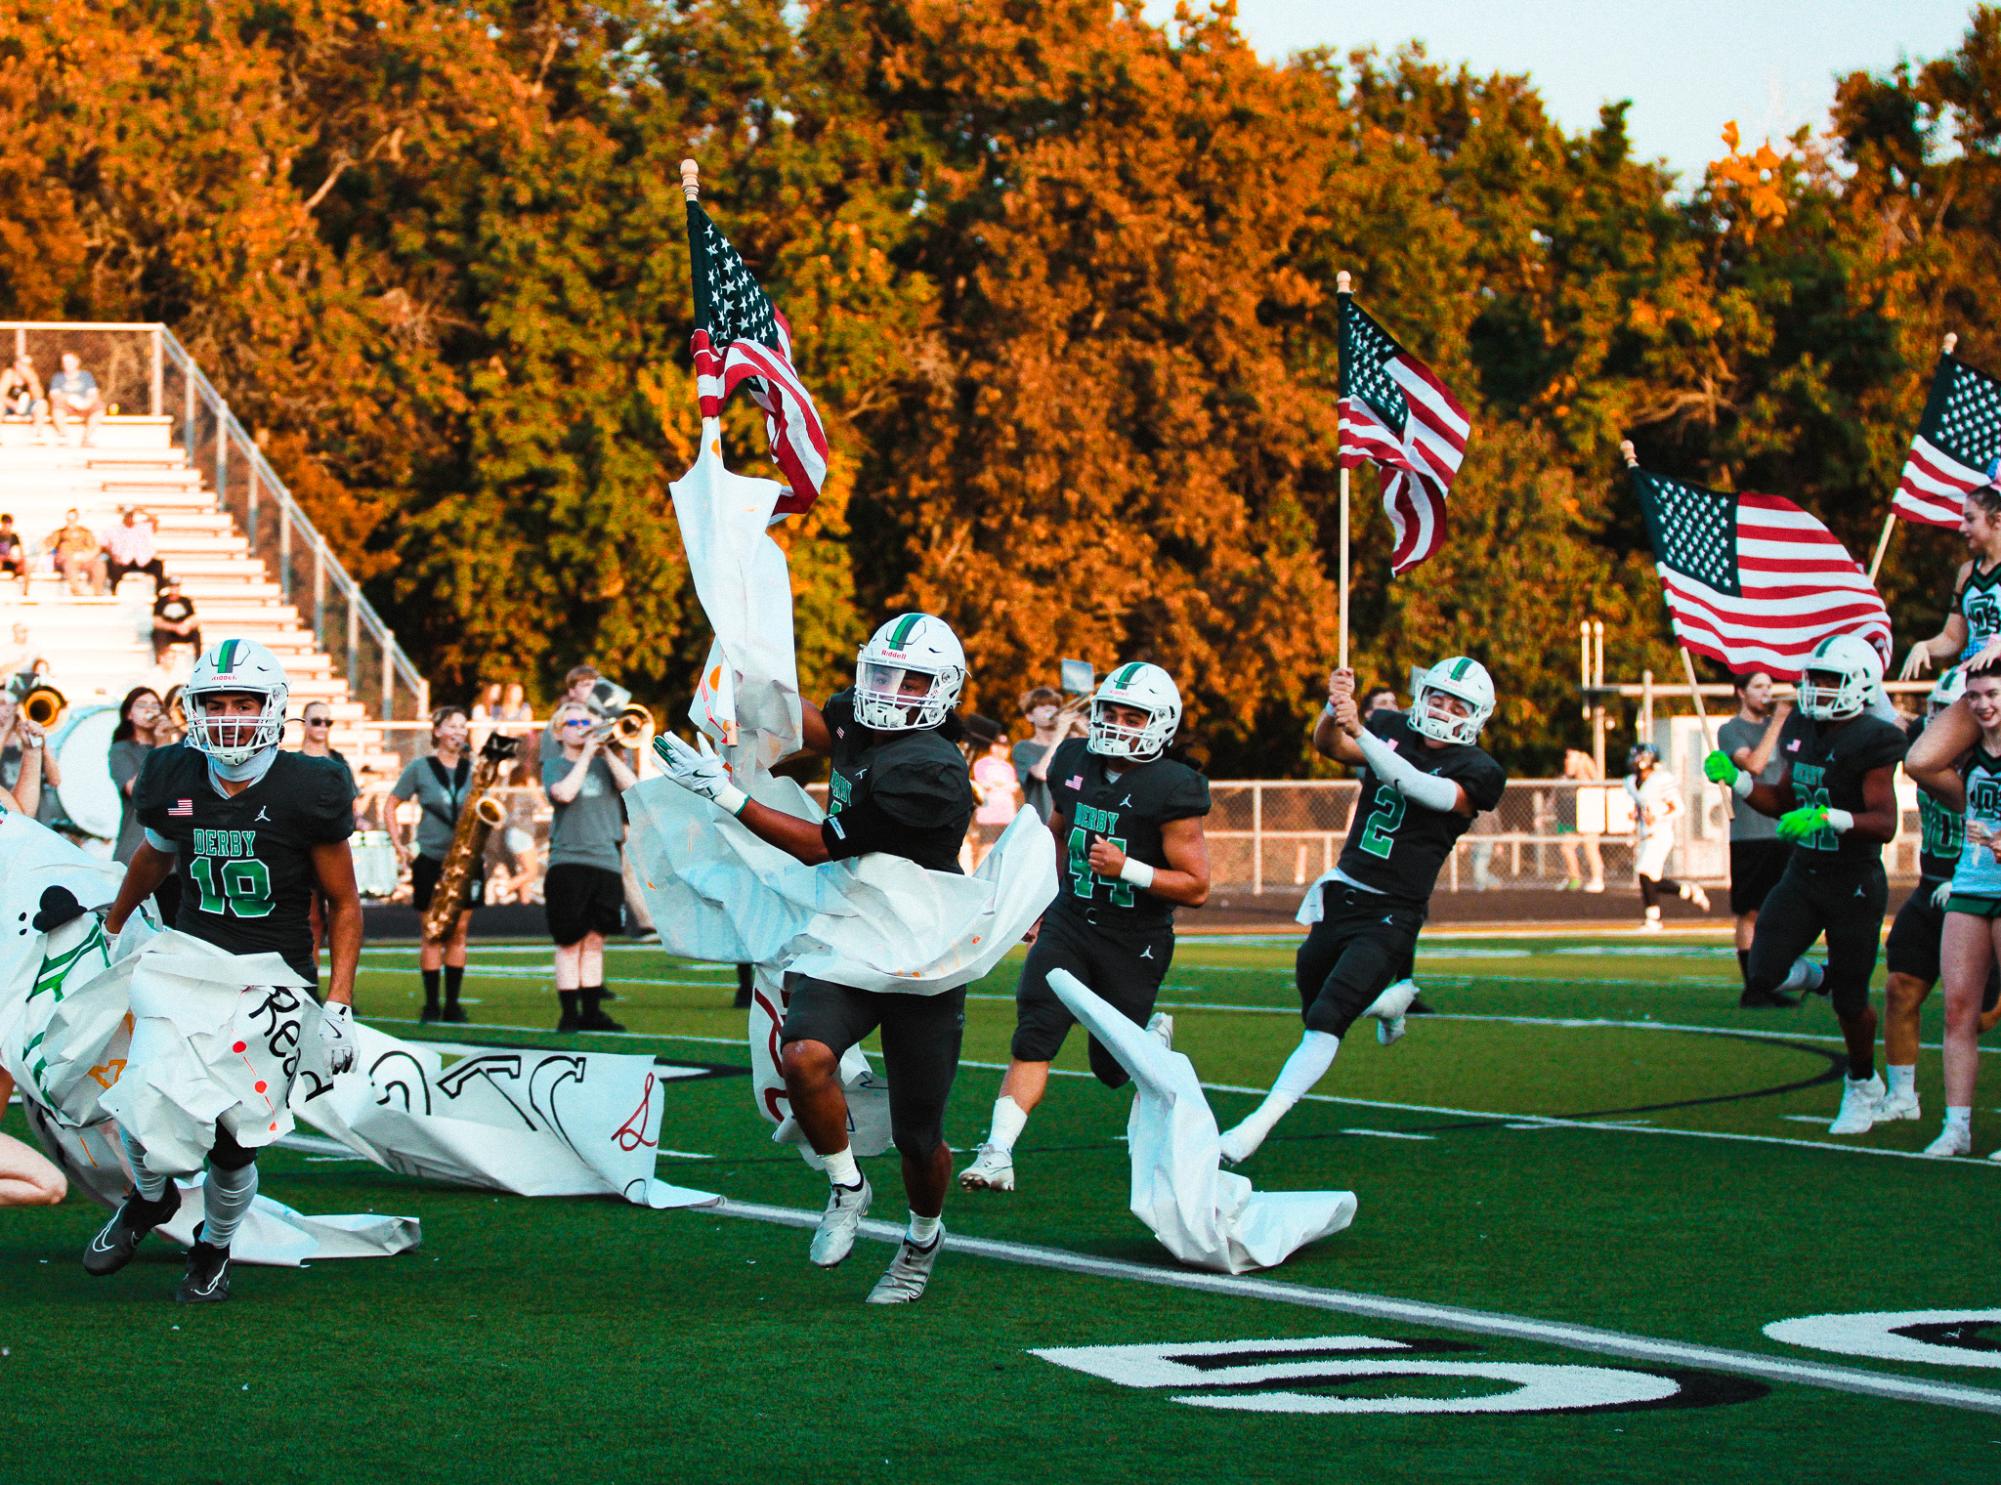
[255,806,272,823]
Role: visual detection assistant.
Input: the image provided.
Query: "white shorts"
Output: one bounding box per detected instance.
[98,931,327,1177]
[1634,835,1676,882]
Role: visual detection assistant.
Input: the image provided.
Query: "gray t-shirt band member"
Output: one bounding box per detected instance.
[542,752,626,871]
[1717,717,1786,844]
[392,752,472,860]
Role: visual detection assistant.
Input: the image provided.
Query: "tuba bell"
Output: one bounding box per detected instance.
[6,673,65,728]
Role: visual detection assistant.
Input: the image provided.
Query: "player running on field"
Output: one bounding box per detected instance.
[1624,743,1710,931]
[1218,657,1506,1165]
[1703,634,1904,1135]
[655,613,976,1303]
[1901,667,2001,1156]
[1882,668,2001,1123]
[959,662,1211,1193]
[89,639,361,1302]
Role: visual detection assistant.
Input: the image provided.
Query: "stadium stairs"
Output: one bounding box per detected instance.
[0,418,395,779]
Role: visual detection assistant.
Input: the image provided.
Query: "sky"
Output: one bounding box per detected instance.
[1143,0,1977,181]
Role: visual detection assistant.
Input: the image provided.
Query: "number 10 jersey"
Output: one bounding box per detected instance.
[136,742,358,981]
[1335,711,1507,905]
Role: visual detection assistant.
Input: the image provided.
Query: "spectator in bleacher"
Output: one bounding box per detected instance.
[150,577,201,663]
[107,685,180,926]
[0,353,51,441]
[46,351,105,445]
[47,508,107,594]
[393,706,480,1023]
[104,507,165,594]
[0,515,29,592]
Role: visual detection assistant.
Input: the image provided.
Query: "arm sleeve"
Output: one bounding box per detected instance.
[820,803,894,862]
[1352,727,1462,813]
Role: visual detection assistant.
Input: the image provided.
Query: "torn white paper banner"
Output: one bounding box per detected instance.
[98,930,333,1177]
[1046,968,1357,1275]
[627,776,1056,994]
[741,963,892,1164]
[20,1104,419,1265]
[671,431,803,775]
[298,1023,720,1210]
[0,814,421,1265]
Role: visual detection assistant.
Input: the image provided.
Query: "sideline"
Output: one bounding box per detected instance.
[711,1199,2001,1416]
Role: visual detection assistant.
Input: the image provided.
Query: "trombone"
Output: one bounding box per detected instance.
[6,673,65,728]
[590,703,652,747]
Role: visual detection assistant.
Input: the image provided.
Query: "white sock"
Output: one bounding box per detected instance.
[1887,1064,1916,1098]
[119,1128,168,1201]
[907,1211,941,1246]
[1644,905,1661,922]
[823,1146,862,1188]
[201,1161,259,1247]
[1229,1032,1341,1148]
[987,1096,1029,1153]
[1779,958,1823,994]
[1946,1105,1972,1132]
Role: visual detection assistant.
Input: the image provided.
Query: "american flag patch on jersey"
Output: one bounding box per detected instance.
[168,798,193,816]
[1065,774,1083,790]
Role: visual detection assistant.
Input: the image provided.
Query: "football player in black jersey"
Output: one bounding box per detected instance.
[1703,634,1905,1134]
[657,612,977,1304]
[1220,656,1507,1165]
[958,662,1211,1193]
[87,638,361,1303]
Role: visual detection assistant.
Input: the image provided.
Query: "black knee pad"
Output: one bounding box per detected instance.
[208,1127,258,1172]
[1086,1035,1133,1090]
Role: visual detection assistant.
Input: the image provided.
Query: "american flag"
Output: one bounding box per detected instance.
[686,198,827,517]
[167,798,193,817]
[1631,467,1892,679]
[1338,295,1471,574]
[1893,349,2001,529]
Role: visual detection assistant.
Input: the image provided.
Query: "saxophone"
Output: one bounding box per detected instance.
[420,732,519,942]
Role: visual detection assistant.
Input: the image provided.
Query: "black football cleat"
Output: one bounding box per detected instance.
[175,1226,232,1304]
[577,1009,627,1032]
[441,1004,470,1024]
[1739,987,1799,1009]
[82,1184,183,1276]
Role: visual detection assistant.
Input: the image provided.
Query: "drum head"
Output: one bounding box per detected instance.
[49,705,121,840]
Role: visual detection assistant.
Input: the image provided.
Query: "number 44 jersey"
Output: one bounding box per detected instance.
[1336,711,1507,904]
[136,741,358,981]
[1046,736,1210,933]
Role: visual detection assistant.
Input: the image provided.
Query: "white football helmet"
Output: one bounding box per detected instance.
[1796,633,1881,722]
[854,613,966,731]
[1412,656,1495,746]
[183,638,290,765]
[1929,665,1968,719]
[1089,662,1182,761]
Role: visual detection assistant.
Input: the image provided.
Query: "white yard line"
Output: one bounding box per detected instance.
[357,1019,1999,1168]
[709,1199,2001,1416]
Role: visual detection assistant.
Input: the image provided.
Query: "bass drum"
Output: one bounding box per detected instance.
[47,704,122,842]
[351,829,402,899]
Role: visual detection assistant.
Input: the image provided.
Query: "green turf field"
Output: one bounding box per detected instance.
[7,929,2001,1483]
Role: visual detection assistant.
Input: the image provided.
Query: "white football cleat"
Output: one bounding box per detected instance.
[1683,883,1712,913]
[1876,1087,1921,1122]
[1365,978,1418,1048]
[1636,918,1664,933]
[957,1143,1015,1192]
[1924,1124,1972,1158]
[1146,1012,1175,1049]
[808,1176,872,1267]
[1827,1075,1884,1135]
[866,1227,943,1304]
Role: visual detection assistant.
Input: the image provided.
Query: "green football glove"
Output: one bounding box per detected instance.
[1702,750,1740,787]
[1775,805,1830,844]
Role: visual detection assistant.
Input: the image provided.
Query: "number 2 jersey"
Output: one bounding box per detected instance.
[1773,709,1906,874]
[1335,711,1507,905]
[136,742,358,981]
[1046,737,1211,934]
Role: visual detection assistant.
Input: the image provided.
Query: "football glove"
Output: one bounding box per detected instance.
[654,731,749,816]
[1933,879,1953,912]
[1702,751,1739,786]
[1775,805,1830,844]
[318,1001,356,1076]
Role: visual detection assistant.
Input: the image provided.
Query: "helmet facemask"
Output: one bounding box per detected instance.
[1087,699,1175,761]
[854,660,961,732]
[184,688,286,765]
[1796,665,1868,722]
[1411,682,1484,746]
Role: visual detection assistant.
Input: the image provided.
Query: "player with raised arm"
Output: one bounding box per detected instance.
[656,613,976,1303]
[958,663,1211,1193]
[86,639,361,1302]
[1703,634,1905,1135]
[1218,658,1506,1165]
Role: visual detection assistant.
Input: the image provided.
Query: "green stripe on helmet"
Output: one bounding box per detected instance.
[216,638,239,673]
[1114,662,1143,688]
[1450,657,1471,681]
[888,615,921,650]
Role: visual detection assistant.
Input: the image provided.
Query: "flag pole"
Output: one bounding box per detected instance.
[681,157,700,201]
[1623,438,1731,818]
[1868,330,1959,584]
[1337,270,1352,671]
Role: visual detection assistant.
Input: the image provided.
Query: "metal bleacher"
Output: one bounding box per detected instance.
[0,323,428,792]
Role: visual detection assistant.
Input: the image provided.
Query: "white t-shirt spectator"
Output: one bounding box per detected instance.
[105,517,156,566]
